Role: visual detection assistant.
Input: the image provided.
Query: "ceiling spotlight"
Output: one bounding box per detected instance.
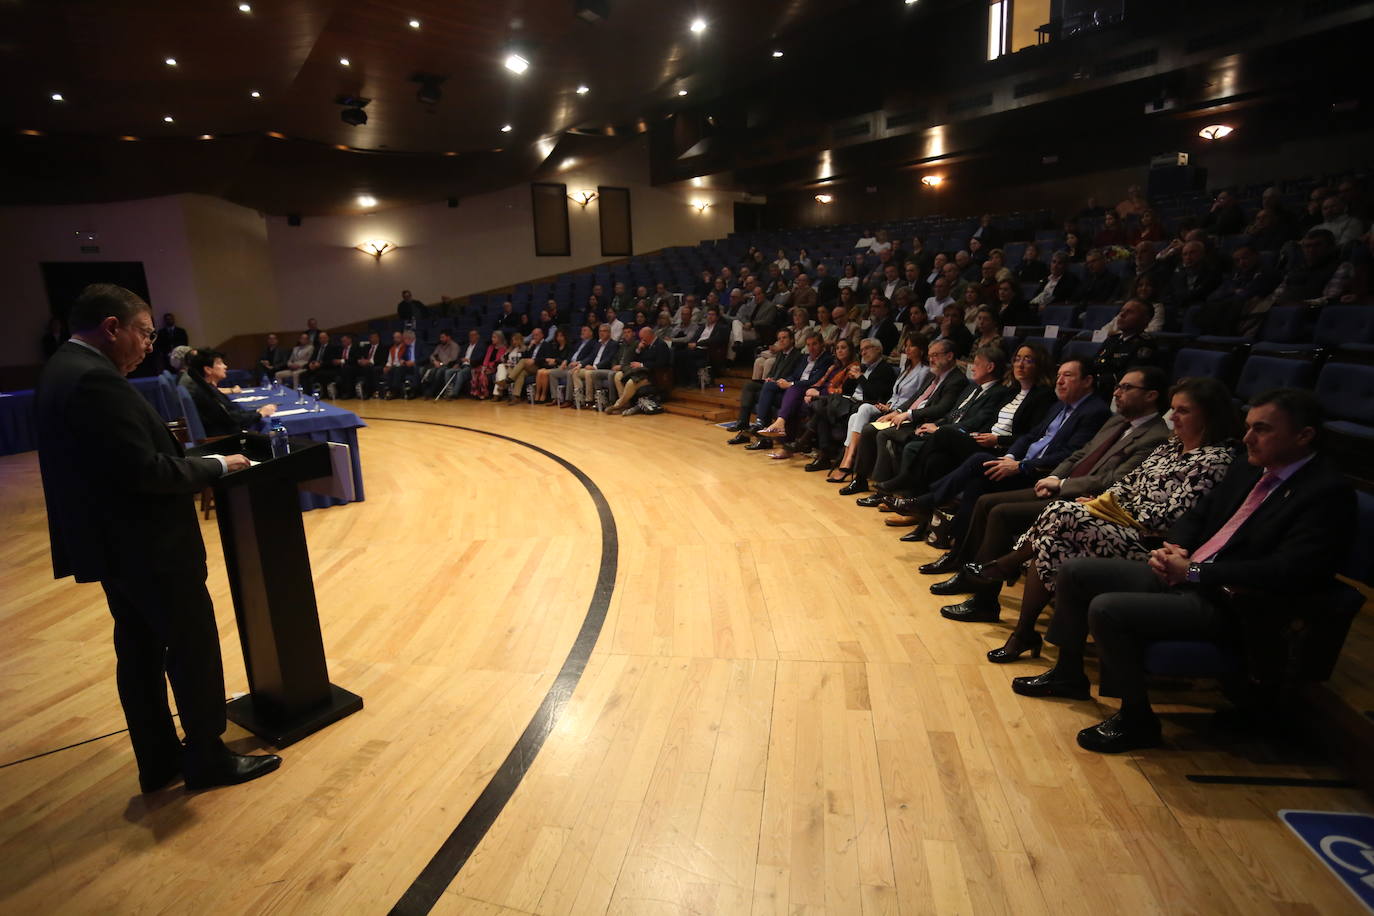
[238,2,252,11]
[51,92,64,101]
[814,194,834,204]
[772,50,784,58]
[690,18,706,33]
[339,57,351,67]
[504,53,529,74]
[164,57,178,66]
[163,115,174,123]
[1198,124,1234,140]
[920,174,944,187]
[677,89,688,96]
[408,18,420,28]
[357,194,377,208]
[250,90,261,98]
[576,85,590,95]
[501,124,513,132]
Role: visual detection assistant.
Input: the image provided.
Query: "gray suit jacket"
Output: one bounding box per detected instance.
[1052,413,1171,499]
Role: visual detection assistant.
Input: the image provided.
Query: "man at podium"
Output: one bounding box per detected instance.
[34,283,283,793]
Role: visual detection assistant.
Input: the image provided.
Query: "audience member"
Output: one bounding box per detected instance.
[256,333,286,381]
[276,332,316,389]
[606,327,671,414]
[419,331,460,399]
[348,331,386,398]
[396,289,425,322]
[470,331,507,400]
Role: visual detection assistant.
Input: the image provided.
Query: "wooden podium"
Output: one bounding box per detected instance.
[192,432,363,747]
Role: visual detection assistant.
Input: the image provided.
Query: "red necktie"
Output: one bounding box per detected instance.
[1191,472,1281,563]
[1068,422,1130,478]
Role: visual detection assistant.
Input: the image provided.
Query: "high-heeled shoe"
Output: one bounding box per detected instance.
[803,457,832,472]
[826,468,853,483]
[756,425,787,438]
[987,630,1043,664]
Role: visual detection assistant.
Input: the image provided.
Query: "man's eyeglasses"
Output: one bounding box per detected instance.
[1114,382,1147,392]
[130,325,157,343]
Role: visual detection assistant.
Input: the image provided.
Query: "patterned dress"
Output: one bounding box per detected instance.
[1015,439,1235,592]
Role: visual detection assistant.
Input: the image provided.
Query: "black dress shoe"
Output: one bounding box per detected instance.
[723,422,743,432]
[918,551,961,575]
[138,761,182,793]
[930,572,983,596]
[940,594,1001,622]
[856,495,885,508]
[744,438,770,450]
[899,528,926,542]
[986,630,1043,664]
[838,479,869,496]
[1076,712,1162,753]
[183,744,283,791]
[727,432,751,445]
[803,458,831,472]
[1011,669,1091,700]
[889,496,920,514]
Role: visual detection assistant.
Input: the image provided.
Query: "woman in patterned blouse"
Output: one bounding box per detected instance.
[978,376,1242,663]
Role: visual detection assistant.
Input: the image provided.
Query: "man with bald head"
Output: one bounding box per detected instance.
[607,326,671,414]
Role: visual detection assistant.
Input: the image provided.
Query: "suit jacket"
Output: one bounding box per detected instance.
[631,339,672,370]
[457,341,490,367]
[188,378,262,438]
[790,351,835,387]
[1051,413,1170,499]
[869,317,900,354]
[587,338,620,370]
[567,338,598,366]
[766,347,807,382]
[842,360,897,405]
[35,341,222,583]
[907,370,971,424]
[529,340,561,366]
[1074,269,1119,304]
[940,381,1018,432]
[994,384,1057,449]
[1008,395,1111,474]
[693,321,731,355]
[1167,455,1355,593]
[258,345,287,372]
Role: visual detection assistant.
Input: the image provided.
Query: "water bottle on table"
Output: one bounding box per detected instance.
[268,422,291,458]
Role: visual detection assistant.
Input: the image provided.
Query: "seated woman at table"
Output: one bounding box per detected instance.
[469,330,508,400]
[970,376,1240,663]
[186,349,277,438]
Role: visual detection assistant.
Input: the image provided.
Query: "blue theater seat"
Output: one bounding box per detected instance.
[1234,355,1316,404]
[1171,347,1239,384]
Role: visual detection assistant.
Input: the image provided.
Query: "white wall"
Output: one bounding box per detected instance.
[263,138,738,330]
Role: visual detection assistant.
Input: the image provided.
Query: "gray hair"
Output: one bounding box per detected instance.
[169,345,195,370]
[859,337,883,351]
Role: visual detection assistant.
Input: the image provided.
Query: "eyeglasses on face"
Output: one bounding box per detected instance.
[1114,382,1147,392]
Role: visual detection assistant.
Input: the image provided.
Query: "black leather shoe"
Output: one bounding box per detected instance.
[987,630,1043,664]
[727,432,751,445]
[744,438,770,451]
[138,760,182,793]
[940,594,1001,622]
[966,561,1009,583]
[838,479,869,496]
[1011,669,1091,700]
[183,744,283,791]
[918,552,961,575]
[722,422,743,432]
[930,572,989,596]
[899,529,926,542]
[1076,712,1162,753]
[856,494,885,508]
[803,458,831,472]
[889,496,920,514]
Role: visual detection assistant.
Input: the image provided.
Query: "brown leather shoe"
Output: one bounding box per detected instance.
[885,515,918,526]
[877,503,896,513]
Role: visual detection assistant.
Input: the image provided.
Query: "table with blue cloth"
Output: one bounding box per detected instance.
[231,388,367,511]
[0,390,37,456]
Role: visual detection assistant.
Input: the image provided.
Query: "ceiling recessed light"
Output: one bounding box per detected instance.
[50,92,64,101]
[576,85,590,95]
[905,0,918,5]
[119,134,138,141]
[266,130,286,138]
[163,115,174,123]
[250,90,261,98]
[238,2,252,11]
[443,151,457,156]
[408,18,420,28]
[164,57,178,66]
[198,134,214,140]
[19,129,45,136]
[690,18,706,33]
[814,194,834,204]
[339,57,351,67]
[772,50,783,58]
[504,53,529,74]
[1198,124,1234,140]
[357,194,377,208]
[501,124,513,132]
[677,89,688,96]
[920,174,944,187]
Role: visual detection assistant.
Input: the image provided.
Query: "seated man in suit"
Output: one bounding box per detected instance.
[420,330,461,399]
[1090,299,1163,397]
[1073,248,1120,305]
[546,325,598,407]
[384,329,424,399]
[436,329,490,400]
[1014,388,1355,753]
[805,338,897,471]
[674,305,730,386]
[300,331,330,394]
[346,331,385,399]
[186,349,277,438]
[256,333,286,383]
[607,327,671,414]
[923,366,1170,618]
[893,357,1110,545]
[317,333,356,400]
[727,328,806,444]
[865,300,900,355]
[574,324,620,406]
[276,332,316,390]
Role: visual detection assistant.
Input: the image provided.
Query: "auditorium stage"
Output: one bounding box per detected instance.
[1,399,1370,915]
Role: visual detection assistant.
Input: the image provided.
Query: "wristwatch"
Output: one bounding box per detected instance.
[1186,562,1203,584]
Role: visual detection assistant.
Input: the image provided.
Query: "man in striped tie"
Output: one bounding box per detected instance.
[1010,389,1355,753]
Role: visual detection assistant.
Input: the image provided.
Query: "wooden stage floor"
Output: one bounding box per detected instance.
[2,399,1370,915]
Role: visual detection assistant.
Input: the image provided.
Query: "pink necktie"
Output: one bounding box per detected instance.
[1191,472,1280,563]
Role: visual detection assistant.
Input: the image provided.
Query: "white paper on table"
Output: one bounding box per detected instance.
[271,407,311,416]
[232,396,269,403]
[1091,329,1109,342]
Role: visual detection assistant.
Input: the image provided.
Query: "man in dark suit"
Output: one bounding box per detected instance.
[187,350,278,438]
[256,333,287,382]
[347,331,385,399]
[151,311,190,372]
[924,366,1171,618]
[1073,249,1120,305]
[35,284,281,792]
[607,327,671,414]
[300,330,330,394]
[895,357,1110,545]
[676,305,731,386]
[805,338,897,469]
[1013,388,1355,754]
[316,332,355,399]
[728,328,807,445]
[866,300,900,354]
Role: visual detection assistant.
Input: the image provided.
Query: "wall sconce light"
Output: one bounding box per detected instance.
[814,194,834,204]
[570,189,599,207]
[355,239,396,259]
[920,175,944,188]
[1197,124,1234,140]
[692,199,711,212]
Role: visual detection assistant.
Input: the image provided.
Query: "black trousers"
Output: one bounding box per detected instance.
[736,379,764,426]
[955,488,1054,565]
[927,451,1033,543]
[1050,558,1226,707]
[870,424,917,484]
[101,576,227,774]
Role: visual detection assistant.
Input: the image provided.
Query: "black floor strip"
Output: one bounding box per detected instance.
[1186,775,1357,788]
[0,728,129,770]
[370,418,619,916]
